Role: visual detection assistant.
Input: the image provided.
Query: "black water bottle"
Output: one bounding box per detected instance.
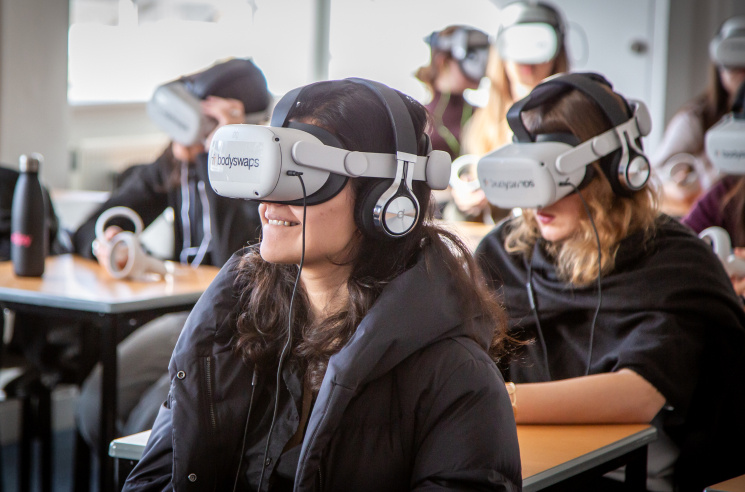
[11,153,47,277]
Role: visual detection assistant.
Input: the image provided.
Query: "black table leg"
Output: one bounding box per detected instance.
[73,428,92,492]
[625,446,648,491]
[99,315,119,492]
[39,386,53,492]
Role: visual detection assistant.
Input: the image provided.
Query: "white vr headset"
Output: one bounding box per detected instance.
[477,72,652,209]
[705,113,745,174]
[496,1,565,65]
[208,125,450,202]
[426,27,491,82]
[147,82,217,146]
[208,78,452,238]
[709,15,745,68]
[705,80,745,174]
[147,81,269,146]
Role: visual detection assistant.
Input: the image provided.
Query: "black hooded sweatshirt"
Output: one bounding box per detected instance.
[123,248,523,491]
[476,215,745,492]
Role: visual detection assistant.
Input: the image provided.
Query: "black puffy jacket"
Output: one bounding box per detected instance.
[123,249,522,491]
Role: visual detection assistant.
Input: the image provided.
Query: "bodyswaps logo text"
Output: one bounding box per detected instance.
[213,154,260,170]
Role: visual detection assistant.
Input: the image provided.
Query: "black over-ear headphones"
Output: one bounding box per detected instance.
[508,72,650,196]
[270,78,428,240]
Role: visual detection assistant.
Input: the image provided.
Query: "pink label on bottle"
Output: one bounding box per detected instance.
[10,232,32,248]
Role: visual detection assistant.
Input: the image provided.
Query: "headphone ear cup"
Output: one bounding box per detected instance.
[599,150,634,197]
[624,153,651,191]
[354,179,394,240]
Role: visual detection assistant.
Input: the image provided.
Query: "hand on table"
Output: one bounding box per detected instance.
[452,186,489,219]
[92,226,128,270]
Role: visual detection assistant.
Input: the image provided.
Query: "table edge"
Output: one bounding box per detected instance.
[522,426,657,491]
[109,430,152,460]
[0,287,205,314]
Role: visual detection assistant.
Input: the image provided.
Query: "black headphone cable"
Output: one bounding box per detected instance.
[527,182,603,379]
[563,182,603,376]
[256,171,306,491]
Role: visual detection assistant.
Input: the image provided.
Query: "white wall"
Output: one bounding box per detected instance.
[662,0,745,126]
[0,0,70,188]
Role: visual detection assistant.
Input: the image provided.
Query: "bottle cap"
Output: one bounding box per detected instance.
[19,153,43,173]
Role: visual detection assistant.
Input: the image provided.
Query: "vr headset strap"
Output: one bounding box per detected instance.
[270,86,304,127]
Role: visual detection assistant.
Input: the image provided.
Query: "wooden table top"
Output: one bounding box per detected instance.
[0,254,220,313]
[519,424,656,485]
[706,474,745,492]
[111,424,656,488]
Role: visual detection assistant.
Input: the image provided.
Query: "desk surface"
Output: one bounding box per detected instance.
[0,254,220,313]
[519,424,656,490]
[706,474,745,492]
[438,220,495,251]
[110,424,656,488]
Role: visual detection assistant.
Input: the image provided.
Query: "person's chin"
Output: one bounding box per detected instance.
[538,225,570,243]
[259,242,296,265]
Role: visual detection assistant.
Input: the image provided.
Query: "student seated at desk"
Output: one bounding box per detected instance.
[680,80,745,300]
[123,79,522,491]
[450,0,570,224]
[652,15,745,216]
[71,58,269,457]
[474,72,745,491]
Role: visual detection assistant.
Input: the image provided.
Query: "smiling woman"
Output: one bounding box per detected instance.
[122,78,522,491]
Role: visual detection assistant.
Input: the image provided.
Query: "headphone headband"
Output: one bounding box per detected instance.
[507,72,630,143]
[346,78,418,157]
[426,27,490,59]
[499,1,565,35]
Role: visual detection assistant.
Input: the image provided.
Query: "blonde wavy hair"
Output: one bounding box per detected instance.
[462,45,570,155]
[504,89,659,286]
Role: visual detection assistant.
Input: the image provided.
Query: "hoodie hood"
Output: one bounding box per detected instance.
[295,248,492,489]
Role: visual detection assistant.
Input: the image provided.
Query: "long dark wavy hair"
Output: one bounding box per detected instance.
[684,64,731,133]
[232,80,509,391]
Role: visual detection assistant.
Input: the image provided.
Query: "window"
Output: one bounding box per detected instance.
[68,0,498,104]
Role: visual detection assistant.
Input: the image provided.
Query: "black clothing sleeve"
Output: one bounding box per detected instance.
[71,157,170,260]
[71,152,262,266]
